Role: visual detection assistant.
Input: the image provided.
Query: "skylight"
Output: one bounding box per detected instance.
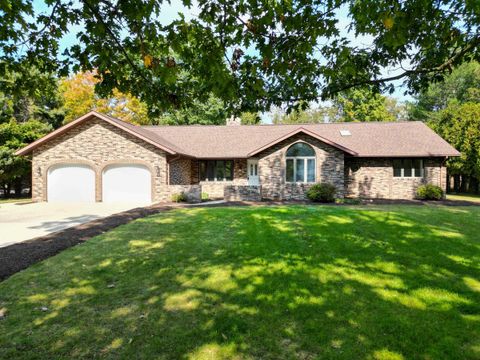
[340,130,351,136]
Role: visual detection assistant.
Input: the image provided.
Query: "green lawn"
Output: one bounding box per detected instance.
[1,205,479,360]
[447,193,480,203]
[0,197,31,204]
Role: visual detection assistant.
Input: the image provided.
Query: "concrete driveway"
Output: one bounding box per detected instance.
[0,202,146,248]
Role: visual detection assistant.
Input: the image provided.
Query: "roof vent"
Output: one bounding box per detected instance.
[340,129,351,136]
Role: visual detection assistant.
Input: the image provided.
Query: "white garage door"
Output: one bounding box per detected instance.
[102,164,151,204]
[47,164,96,202]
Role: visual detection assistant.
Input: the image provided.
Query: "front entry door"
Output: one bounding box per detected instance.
[247,159,259,186]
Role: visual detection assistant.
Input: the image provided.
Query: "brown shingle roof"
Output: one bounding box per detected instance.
[16,112,460,158]
[143,121,460,158]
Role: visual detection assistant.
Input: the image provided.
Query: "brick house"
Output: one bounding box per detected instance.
[15,111,460,203]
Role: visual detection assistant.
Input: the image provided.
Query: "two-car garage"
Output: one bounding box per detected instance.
[46,163,152,204]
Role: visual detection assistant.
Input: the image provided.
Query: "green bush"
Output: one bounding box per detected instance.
[416,184,444,200]
[306,183,337,203]
[171,192,187,203]
[201,192,210,202]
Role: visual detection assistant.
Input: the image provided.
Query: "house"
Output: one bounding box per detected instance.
[15,111,460,203]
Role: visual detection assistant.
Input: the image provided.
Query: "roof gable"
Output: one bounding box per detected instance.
[246,127,358,157]
[15,111,180,156]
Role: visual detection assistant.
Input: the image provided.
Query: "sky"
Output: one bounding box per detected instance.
[31,0,413,115]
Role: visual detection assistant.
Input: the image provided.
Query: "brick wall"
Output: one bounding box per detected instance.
[224,185,261,201]
[163,185,202,202]
[344,157,447,199]
[257,134,345,200]
[31,118,167,202]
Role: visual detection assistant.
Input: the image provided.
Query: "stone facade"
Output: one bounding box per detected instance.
[31,118,168,202]
[256,134,345,200]
[344,157,447,199]
[163,185,202,203]
[224,185,261,201]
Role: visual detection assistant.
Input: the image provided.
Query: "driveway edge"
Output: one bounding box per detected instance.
[0,203,190,281]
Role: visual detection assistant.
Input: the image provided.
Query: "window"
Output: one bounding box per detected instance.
[393,159,424,177]
[249,163,258,176]
[199,160,233,181]
[286,143,316,183]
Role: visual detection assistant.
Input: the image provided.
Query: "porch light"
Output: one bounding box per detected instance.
[36,166,42,177]
[155,166,161,177]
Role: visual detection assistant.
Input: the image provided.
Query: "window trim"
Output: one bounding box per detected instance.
[285,143,316,183]
[393,159,424,178]
[286,157,316,183]
[199,160,234,181]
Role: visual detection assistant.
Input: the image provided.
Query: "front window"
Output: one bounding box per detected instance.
[393,159,424,177]
[200,160,233,181]
[286,143,316,183]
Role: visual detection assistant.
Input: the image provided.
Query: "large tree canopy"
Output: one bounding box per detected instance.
[0,63,64,127]
[409,61,480,193]
[410,61,480,121]
[1,0,479,114]
[60,71,150,125]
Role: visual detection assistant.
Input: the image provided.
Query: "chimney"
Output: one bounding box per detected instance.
[226,115,241,126]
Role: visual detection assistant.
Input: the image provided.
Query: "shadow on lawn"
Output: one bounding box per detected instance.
[0,206,479,359]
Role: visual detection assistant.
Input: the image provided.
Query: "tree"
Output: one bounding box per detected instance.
[240,112,261,125]
[430,102,480,193]
[0,120,51,197]
[272,89,406,123]
[1,0,479,115]
[410,61,480,122]
[384,97,409,122]
[60,71,150,125]
[408,61,480,193]
[156,95,228,125]
[0,64,61,197]
[331,89,397,122]
[272,107,332,124]
[0,64,64,128]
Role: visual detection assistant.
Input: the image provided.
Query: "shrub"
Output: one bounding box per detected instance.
[171,192,187,203]
[416,184,444,200]
[306,183,337,203]
[201,192,210,202]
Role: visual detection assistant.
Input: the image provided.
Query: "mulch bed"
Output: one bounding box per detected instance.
[1,199,477,282]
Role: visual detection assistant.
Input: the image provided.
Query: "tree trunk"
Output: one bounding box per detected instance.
[460,174,468,192]
[472,177,480,194]
[3,184,11,199]
[453,174,460,192]
[14,178,23,197]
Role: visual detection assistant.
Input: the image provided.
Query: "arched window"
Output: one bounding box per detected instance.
[286,143,316,183]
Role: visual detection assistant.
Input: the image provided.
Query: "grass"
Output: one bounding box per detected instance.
[0,205,479,359]
[0,197,31,204]
[447,193,480,203]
